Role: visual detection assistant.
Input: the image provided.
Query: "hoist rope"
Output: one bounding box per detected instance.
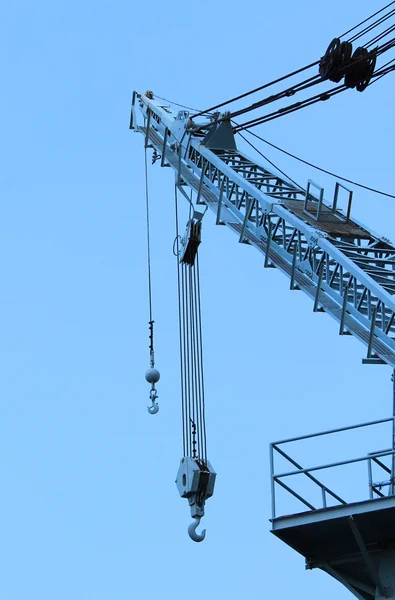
[233,84,347,131]
[348,8,395,43]
[144,148,154,324]
[174,186,207,464]
[368,56,395,84]
[227,73,323,121]
[232,43,395,132]
[238,129,395,200]
[237,130,303,191]
[193,42,395,133]
[174,186,187,456]
[192,3,395,121]
[340,1,395,40]
[366,23,395,47]
[190,60,320,119]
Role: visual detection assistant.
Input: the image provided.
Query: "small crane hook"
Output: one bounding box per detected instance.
[188,517,206,543]
[147,402,159,415]
[145,368,160,416]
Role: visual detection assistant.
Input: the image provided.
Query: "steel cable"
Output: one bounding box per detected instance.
[174,186,187,456]
[233,84,346,131]
[191,60,320,119]
[238,130,395,200]
[144,148,153,323]
[348,7,395,43]
[175,191,208,461]
[366,24,395,47]
[339,1,395,39]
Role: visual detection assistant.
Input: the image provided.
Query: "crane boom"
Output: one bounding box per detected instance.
[130,91,395,368]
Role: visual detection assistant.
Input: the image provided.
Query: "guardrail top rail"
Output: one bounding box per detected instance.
[270,417,395,521]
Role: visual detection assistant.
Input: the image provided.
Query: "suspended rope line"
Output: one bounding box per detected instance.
[347,7,395,43]
[369,57,395,84]
[144,148,153,323]
[143,148,160,414]
[232,37,395,132]
[238,130,395,200]
[174,186,187,455]
[366,23,395,47]
[236,130,303,191]
[227,73,323,121]
[233,84,347,131]
[191,59,320,119]
[195,252,207,464]
[191,5,395,121]
[174,186,208,463]
[177,259,207,460]
[174,196,215,542]
[339,1,395,39]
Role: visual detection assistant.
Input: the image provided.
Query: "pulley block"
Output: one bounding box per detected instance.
[319,38,353,83]
[344,47,377,92]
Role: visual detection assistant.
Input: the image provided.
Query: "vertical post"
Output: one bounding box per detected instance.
[270,444,276,521]
[368,457,373,499]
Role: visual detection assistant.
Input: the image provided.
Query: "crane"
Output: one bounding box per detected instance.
[130,11,395,593]
[130,92,395,370]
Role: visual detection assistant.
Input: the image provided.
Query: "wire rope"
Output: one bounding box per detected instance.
[369,57,395,84]
[348,7,395,43]
[195,253,207,465]
[144,148,154,323]
[228,73,323,121]
[366,24,395,47]
[174,186,187,456]
[236,130,303,190]
[191,60,320,119]
[233,84,346,131]
[239,130,395,199]
[174,185,208,462]
[339,1,395,39]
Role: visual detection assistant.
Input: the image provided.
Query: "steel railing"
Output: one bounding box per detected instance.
[270,417,395,520]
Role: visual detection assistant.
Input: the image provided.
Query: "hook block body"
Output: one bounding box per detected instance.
[175,457,216,518]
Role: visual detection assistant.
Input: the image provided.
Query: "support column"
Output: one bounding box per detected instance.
[375,554,395,599]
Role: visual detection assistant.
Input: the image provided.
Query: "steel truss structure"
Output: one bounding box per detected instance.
[130,92,395,368]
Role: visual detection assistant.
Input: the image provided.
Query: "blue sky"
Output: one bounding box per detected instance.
[2,1,395,598]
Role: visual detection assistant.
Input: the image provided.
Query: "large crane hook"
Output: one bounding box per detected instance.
[176,457,216,543]
[188,517,206,543]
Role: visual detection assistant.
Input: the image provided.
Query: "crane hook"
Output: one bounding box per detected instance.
[147,402,159,415]
[146,365,160,415]
[188,517,206,543]
[147,386,159,415]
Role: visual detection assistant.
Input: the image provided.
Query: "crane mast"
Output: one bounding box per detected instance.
[131,91,395,368]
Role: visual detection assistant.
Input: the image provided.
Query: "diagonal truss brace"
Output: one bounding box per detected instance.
[348,516,388,598]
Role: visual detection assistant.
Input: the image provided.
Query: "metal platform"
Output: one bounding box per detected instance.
[270,416,395,600]
[272,496,395,600]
